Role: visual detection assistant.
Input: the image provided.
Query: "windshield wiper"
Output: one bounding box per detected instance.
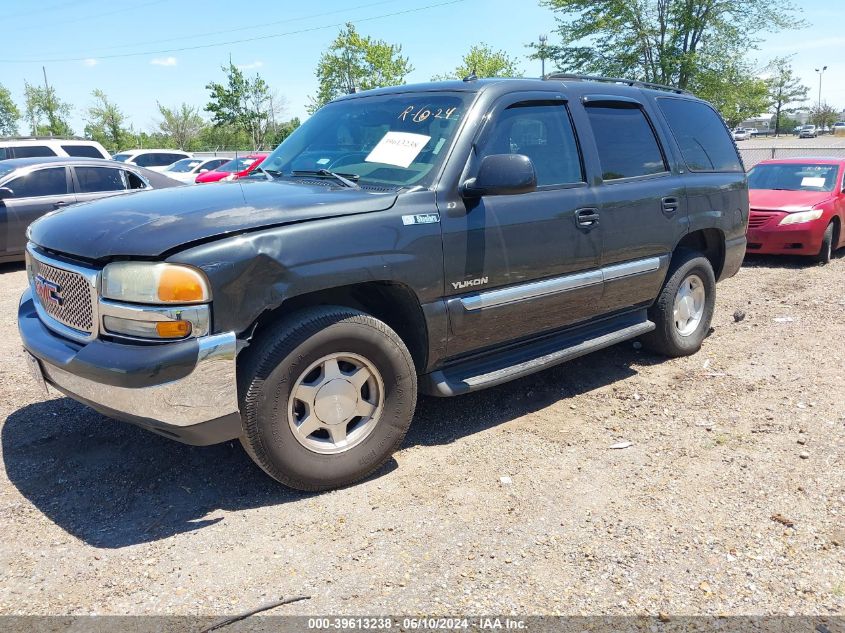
[258,167,284,179]
[291,169,360,189]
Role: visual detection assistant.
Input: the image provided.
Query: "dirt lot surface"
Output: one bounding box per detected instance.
[0,254,844,617]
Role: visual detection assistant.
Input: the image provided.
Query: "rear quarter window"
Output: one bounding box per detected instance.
[62,144,106,159]
[657,98,743,172]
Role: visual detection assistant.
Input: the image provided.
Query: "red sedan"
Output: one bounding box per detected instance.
[746,158,845,263]
[195,152,269,184]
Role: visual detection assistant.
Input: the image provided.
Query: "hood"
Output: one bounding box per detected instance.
[749,188,834,212]
[29,179,397,260]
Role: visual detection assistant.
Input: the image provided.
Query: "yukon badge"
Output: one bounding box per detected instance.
[452,277,488,290]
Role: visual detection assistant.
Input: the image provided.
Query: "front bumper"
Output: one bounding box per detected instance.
[18,289,242,445]
[747,222,825,256]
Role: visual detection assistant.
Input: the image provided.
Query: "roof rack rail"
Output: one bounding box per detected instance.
[0,135,92,141]
[544,73,691,95]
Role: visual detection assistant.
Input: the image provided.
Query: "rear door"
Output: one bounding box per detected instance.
[1,166,74,256]
[438,92,603,357]
[578,95,687,314]
[71,165,130,203]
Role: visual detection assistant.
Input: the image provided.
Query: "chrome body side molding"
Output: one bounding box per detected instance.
[460,256,663,312]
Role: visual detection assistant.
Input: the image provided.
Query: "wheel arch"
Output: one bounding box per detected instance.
[674,228,726,279]
[244,281,429,374]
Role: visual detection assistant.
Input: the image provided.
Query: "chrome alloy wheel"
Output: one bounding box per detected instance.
[673,273,706,337]
[287,353,384,454]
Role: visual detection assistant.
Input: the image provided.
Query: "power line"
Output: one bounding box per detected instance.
[11,0,169,32]
[0,0,468,64]
[57,0,398,56]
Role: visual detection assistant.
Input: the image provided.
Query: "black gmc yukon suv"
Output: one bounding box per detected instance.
[18,76,748,490]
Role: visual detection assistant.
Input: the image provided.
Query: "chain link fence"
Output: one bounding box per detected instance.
[740,146,845,169]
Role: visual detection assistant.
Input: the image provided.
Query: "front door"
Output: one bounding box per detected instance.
[1,167,74,257]
[439,95,603,358]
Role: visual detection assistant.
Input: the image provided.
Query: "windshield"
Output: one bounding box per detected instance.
[112,153,132,162]
[261,92,473,188]
[217,156,261,172]
[167,158,203,173]
[748,163,839,192]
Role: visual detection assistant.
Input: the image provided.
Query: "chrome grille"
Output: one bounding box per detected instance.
[29,253,96,337]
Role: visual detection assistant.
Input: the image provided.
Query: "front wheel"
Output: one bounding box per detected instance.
[642,251,716,357]
[239,306,417,491]
[814,222,833,264]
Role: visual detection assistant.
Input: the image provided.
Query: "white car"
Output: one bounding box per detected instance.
[162,157,229,183]
[798,125,818,138]
[111,149,192,172]
[0,137,110,160]
[732,128,751,141]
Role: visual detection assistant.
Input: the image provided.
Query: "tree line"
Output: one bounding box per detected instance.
[0,8,840,150]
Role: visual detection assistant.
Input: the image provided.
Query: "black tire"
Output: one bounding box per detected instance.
[814,222,833,264]
[238,306,417,491]
[642,250,716,357]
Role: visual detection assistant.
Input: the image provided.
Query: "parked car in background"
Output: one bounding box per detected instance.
[162,157,229,183]
[0,157,182,262]
[194,153,268,183]
[732,128,751,141]
[111,149,192,171]
[798,125,818,138]
[833,122,845,134]
[746,158,844,264]
[0,137,109,160]
[745,128,759,137]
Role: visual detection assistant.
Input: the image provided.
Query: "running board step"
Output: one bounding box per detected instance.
[422,310,654,396]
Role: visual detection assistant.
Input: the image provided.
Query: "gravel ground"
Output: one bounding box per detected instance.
[0,253,844,617]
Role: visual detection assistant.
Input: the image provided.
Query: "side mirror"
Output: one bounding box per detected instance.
[0,187,13,200]
[461,154,537,197]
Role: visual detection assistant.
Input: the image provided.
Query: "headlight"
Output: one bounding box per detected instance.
[101,262,210,304]
[779,209,824,225]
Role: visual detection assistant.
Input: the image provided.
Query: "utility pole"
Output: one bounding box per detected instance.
[814,65,828,129]
[42,65,55,137]
[538,34,548,78]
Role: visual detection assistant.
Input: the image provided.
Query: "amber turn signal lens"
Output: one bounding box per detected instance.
[155,320,192,338]
[157,267,207,303]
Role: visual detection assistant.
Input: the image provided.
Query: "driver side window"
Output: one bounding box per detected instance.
[477,101,584,187]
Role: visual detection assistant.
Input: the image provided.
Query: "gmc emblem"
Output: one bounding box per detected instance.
[34,275,63,307]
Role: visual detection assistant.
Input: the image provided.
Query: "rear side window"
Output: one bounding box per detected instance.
[658,99,742,172]
[62,144,105,159]
[12,145,57,158]
[7,168,67,197]
[133,153,155,167]
[75,167,126,193]
[126,171,147,189]
[478,101,584,186]
[584,104,667,180]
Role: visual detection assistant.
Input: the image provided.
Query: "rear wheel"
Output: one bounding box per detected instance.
[814,222,833,264]
[642,251,716,357]
[239,306,417,491]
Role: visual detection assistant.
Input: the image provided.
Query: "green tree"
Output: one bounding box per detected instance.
[533,0,800,90]
[206,61,282,149]
[268,117,301,147]
[156,102,206,150]
[691,56,770,128]
[432,43,523,80]
[0,84,20,136]
[810,102,839,130]
[23,81,73,137]
[764,57,808,136]
[84,89,129,151]
[308,23,413,113]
